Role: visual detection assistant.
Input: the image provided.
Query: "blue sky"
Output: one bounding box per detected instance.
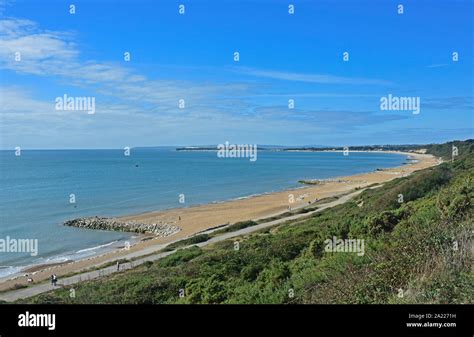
[0,0,473,149]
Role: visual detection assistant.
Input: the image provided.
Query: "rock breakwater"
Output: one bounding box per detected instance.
[64,216,181,237]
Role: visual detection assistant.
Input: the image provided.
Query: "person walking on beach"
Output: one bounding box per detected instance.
[116,261,120,271]
[50,274,54,286]
[52,274,57,286]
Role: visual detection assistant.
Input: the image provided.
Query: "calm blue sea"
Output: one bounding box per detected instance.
[0,149,407,277]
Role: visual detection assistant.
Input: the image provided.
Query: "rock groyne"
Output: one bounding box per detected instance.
[64,216,181,237]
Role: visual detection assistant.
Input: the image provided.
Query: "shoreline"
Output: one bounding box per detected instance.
[0,151,440,292]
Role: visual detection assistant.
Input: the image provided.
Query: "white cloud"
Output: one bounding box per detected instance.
[0,14,398,148]
[0,19,78,75]
[0,0,14,15]
[238,67,392,85]
[0,18,255,113]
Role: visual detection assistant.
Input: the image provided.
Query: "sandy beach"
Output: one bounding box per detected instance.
[0,151,439,292]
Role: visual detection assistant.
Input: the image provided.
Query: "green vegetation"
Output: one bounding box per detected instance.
[285,139,474,158]
[424,139,474,160]
[20,140,473,304]
[162,234,210,251]
[212,220,258,235]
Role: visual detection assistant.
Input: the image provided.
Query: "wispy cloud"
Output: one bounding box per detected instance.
[0,17,170,106]
[0,18,226,108]
[0,17,393,115]
[423,96,473,110]
[238,67,392,85]
[253,106,408,130]
[368,127,474,143]
[0,19,79,75]
[427,64,449,68]
[0,0,14,15]
[3,8,465,149]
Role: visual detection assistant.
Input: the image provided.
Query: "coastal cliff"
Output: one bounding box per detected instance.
[64,216,181,236]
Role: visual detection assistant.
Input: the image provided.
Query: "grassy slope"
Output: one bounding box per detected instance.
[20,140,474,304]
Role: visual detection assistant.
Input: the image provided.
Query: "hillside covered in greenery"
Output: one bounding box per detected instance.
[283,139,474,156]
[22,140,473,304]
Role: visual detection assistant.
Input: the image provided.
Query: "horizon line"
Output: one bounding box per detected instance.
[0,139,470,151]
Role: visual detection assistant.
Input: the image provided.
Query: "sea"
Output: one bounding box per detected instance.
[0,148,408,278]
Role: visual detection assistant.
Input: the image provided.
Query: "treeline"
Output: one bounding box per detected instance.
[174,139,474,156]
[283,139,473,157]
[20,140,473,304]
[424,139,474,160]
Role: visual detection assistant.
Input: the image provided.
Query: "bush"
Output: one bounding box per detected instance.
[212,220,258,235]
[164,234,210,251]
[158,246,203,267]
[366,208,408,236]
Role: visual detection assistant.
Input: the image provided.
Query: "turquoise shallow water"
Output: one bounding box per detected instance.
[0,148,407,277]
